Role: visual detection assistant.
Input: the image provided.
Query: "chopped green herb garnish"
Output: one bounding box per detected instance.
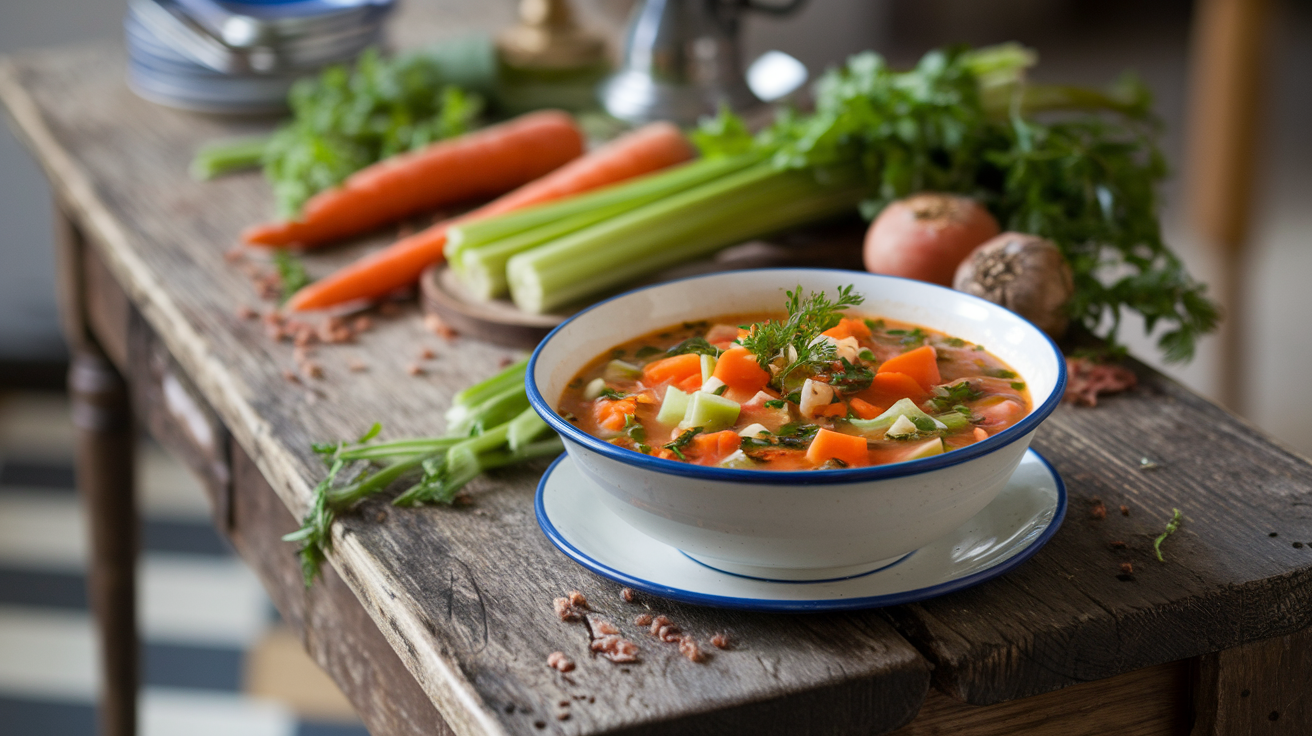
[974,344,986,351]
[1153,508,1183,562]
[858,348,877,362]
[829,357,874,393]
[886,328,927,347]
[764,399,787,409]
[864,318,885,332]
[988,368,1018,379]
[610,348,626,359]
[664,336,721,358]
[598,387,629,401]
[635,345,663,360]
[738,285,864,391]
[623,414,647,445]
[927,381,984,412]
[1011,381,1026,391]
[941,337,967,348]
[663,427,703,461]
[773,422,820,448]
[713,384,729,396]
[567,378,584,389]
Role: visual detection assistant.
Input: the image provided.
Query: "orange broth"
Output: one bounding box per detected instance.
[556,312,1031,471]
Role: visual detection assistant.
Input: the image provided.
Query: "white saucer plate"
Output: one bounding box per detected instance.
[536,448,1066,612]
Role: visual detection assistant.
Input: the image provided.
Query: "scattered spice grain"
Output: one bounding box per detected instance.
[634,614,652,627]
[620,588,636,603]
[1120,562,1134,575]
[1120,505,1129,516]
[546,652,575,673]
[1090,501,1107,520]
[418,347,436,360]
[678,636,707,663]
[406,363,425,376]
[1110,540,1127,549]
[568,591,588,609]
[554,598,584,622]
[710,633,731,649]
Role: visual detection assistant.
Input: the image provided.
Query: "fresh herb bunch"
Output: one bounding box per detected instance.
[285,360,561,586]
[271,250,311,303]
[695,44,1218,362]
[738,284,863,389]
[265,49,484,218]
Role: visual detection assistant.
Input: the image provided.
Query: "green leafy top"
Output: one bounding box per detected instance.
[263,48,484,219]
[694,44,1217,363]
[738,285,863,390]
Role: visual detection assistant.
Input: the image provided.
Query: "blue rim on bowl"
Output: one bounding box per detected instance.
[525,268,1068,487]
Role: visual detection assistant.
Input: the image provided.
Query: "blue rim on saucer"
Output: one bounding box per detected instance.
[535,448,1067,612]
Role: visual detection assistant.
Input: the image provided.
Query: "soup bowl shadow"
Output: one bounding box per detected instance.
[526,269,1066,581]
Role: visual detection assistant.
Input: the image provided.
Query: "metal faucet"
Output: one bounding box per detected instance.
[599,0,807,125]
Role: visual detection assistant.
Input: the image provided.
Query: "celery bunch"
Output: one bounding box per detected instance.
[285,358,560,586]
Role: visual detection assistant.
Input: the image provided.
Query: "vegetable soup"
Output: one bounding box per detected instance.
[556,287,1031,471]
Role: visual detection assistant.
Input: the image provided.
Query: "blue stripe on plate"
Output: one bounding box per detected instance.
[0,694,95,736]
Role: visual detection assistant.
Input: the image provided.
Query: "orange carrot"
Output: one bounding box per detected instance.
[711,347,770,394]
[641,354,702,386]
[677,373,704,392]
[876,345,941,391]
[806,428,868,467]
[859,372,930,407]
[689,430,742,463]
[821,317,872,341]
[849,398,883,420]
[812,402,850,418]
[593,396,638,433]
[245,111,586,248]
[285,122,696,311]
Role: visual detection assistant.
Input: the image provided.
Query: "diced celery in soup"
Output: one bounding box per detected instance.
[555,287,1031,471]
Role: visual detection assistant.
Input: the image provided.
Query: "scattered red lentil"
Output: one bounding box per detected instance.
[418,347,436,360]
[406,363,425,376]
[346,358,367,373]
[634,614,653,627]
[1110,540,1127,549]
[1120,505,1130,516]
[620,588,636,603]
[710,633,730,649]
[678,636,706,663]
[554,598,584,622]
[568,591,588,609]
[351,316,373,333]
[1120,562,1134,575]
[546,652,575,672]
[236,305,258,320]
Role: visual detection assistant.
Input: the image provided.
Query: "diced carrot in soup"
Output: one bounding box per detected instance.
[821,317,872,341]
[849,398,883,419]
[858,372,930,407]
[687,430,742,465]
[876,345,940,391]
[642,354,702,386]
[806,428,868,467]
[592,397,638,433]
[812,402,849,418]
[712,348,770,394]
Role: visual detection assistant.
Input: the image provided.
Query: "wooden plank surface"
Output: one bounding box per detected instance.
[4,5,1312,732]
[887,366,1312,704]
[0,35,930,736]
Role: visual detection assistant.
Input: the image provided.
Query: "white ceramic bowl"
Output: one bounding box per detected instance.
[527,269,1066,581]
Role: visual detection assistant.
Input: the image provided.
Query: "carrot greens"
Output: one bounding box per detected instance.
[1153,507,1184,562]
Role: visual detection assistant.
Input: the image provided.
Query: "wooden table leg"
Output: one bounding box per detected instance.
[70,348,138,736]
[1192,627,1312,735]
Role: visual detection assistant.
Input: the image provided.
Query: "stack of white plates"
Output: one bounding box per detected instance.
[125,0,393,114]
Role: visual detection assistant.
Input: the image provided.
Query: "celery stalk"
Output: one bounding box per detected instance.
[444,155,759,262]
[507,164,864,314]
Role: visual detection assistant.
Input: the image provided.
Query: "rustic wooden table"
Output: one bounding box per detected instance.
[3,7,1312,736]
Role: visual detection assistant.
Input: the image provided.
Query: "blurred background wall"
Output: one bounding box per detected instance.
[2,0,1309,455]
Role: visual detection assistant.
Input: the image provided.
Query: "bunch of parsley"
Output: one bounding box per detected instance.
[696,44,1217,362]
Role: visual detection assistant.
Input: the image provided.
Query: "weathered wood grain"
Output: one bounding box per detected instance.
[7,5,1312,731]
[886,363,1312,704]
[1192,626,1312,735]
[0,37,931,736]
[894,660,1190,736]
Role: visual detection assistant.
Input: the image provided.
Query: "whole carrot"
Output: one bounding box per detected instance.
[285,122,695,311]
[244,110,585,248]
